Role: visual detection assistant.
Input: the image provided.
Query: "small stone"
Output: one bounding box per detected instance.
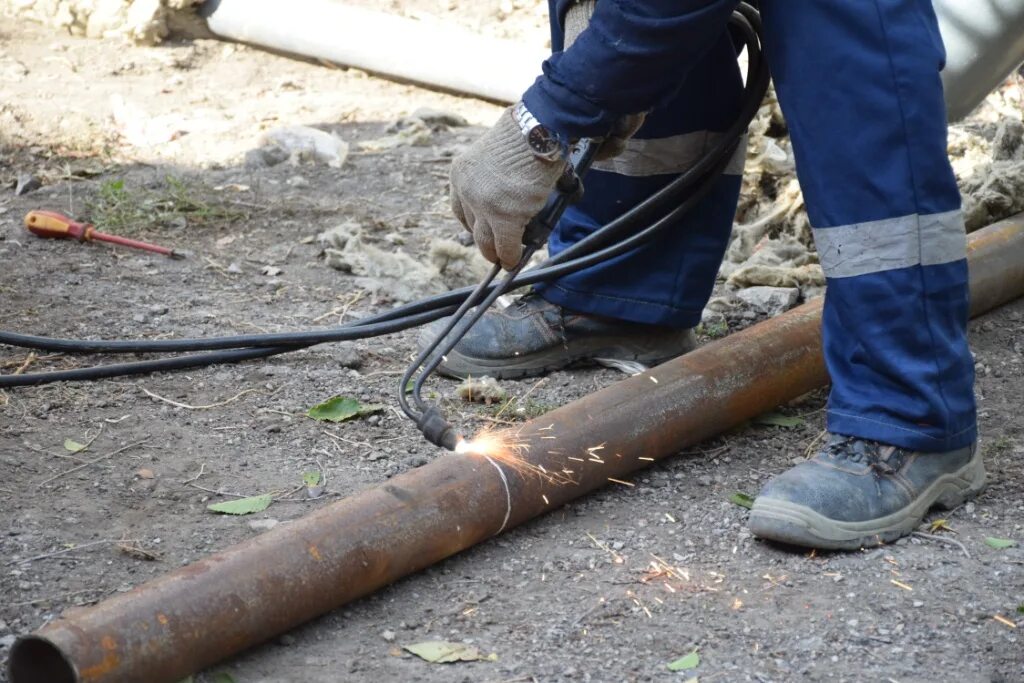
[15,174,42,196]
[335,344,364,369]
[135,468,155,479]
[245,145,289,168]
[381,629,397,642]
[248,518,280,531]
[912,600,924,608]
[286,175,309,188]
[412,107,469,128]
[735,286,801,317]
[698,475,713,487]
[226,262,242,274]
[262,265,283,277]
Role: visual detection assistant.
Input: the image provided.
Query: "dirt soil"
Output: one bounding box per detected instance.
[2,9,1023,683]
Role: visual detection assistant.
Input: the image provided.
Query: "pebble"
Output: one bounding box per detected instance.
[248,518,280,531]
[14,173,41,195]
[736,286,800,317]
[335,344,364,369]
[381,630,396,642]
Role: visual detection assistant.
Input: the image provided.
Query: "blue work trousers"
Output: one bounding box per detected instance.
[536,0,976,452]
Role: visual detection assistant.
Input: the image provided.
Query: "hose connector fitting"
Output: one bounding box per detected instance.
[417,406,459,451]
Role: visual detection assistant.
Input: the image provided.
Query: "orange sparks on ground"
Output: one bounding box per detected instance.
[890,579,913,592]
[993,615,1017,629]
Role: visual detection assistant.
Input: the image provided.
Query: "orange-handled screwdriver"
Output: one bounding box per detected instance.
[24,210,184,259]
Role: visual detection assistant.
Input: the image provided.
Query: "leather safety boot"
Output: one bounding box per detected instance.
[416,292,696,379]
[748,434,985,550]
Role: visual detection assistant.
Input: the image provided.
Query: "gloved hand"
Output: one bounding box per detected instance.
[449,109,567,270]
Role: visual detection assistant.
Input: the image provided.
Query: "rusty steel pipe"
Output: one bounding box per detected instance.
[9,217,1024,683]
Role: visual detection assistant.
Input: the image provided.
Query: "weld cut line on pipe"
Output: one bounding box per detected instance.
[482,456,513,535]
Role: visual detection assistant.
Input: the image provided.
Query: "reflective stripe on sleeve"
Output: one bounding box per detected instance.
[812,210,967,279]
[591,131,747,177]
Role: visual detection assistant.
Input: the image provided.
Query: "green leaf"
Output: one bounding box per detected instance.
[1016,604,1024,615]
[753,412,805,428]
[729,492,755,510]
[306,396,384,422]
[211,674,235,683]
[403,641,498,664]
[207,494,273,516]
[64,438,87,453]
[405,379,415,394]
[302,471,321,487]
[985,537,1017,550]
[667,650,700,672]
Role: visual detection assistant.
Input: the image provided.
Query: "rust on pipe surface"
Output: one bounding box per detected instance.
[8,217,1024,683]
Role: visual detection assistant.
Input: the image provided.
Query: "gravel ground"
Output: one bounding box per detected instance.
[1,9,1022,683]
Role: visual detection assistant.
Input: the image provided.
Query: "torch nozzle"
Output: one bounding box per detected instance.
[416,406,460,451]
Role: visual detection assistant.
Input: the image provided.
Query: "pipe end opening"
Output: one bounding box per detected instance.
[8,636,77,683]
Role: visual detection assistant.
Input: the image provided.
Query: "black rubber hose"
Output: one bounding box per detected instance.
[0,4,767,387]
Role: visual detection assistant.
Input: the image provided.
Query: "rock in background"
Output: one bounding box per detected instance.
[1,0,208,45]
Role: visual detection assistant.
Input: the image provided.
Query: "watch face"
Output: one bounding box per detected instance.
[528,126,560,157]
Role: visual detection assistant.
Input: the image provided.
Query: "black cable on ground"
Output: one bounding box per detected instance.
[0,4,767,389]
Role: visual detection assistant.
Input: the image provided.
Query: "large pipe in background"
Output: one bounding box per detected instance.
[8,216,1024,683]
[200,0,1024,119]
[199,0,549,103]
[935,0,1024,121]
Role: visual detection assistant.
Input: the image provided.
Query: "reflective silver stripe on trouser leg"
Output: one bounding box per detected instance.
[812,210,968,278]
[591,131,748,177]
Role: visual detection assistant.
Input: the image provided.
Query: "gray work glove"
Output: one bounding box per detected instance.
[449,108,567,270]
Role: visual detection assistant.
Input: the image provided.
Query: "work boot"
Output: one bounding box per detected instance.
[748,434,985,550]
[416,292,696,379]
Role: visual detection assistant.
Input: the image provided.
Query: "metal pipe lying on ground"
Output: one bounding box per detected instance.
[199,0,548,103]
[8,216,1024,683]
[199,0,1024,118]
[934,0,1024,121]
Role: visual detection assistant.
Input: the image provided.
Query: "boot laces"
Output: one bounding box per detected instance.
[824,435,902,476]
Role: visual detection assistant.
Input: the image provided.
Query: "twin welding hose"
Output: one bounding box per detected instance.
[0,4,767,390]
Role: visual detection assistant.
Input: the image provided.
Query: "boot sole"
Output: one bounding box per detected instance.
[748,446,986,550]
[431,333,696,380]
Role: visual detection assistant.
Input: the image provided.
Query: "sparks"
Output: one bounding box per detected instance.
[455,427,574,485]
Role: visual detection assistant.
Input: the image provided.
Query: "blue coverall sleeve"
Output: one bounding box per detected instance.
[521,0,740,140]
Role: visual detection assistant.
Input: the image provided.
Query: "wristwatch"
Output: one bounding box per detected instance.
[512,101,564,162]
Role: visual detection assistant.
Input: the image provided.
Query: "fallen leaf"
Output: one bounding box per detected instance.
[1017,604,1024,615]
[307,396,384,423]
[752,412,805,428]
[136,468,155,480]
[302,471,321,487]
[64,438,87,453]
[729,492,755,510]
[985,537,1017,550]
[403,641,498,664]
[667,650,700,672]
[929,518,954,533]
[207,494,273,516]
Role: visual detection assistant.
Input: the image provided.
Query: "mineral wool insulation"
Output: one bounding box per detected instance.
[1,0,204,45]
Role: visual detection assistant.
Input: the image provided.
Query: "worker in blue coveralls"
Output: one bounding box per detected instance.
[421,0,983,550]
